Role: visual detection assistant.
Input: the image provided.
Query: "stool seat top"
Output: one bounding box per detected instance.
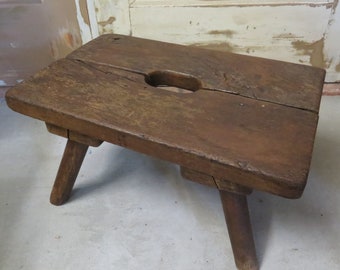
[6,34,324,198]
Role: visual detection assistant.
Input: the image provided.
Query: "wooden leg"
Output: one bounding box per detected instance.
[220,190,258,270]
[50,139,89,205]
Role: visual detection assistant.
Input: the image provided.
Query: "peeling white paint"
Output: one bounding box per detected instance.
[324,1,340,82]
[131,5,331,64]
[86,0,99,38]
[75,0,93,44]
[94,0,131,35]
[90,0,340,81]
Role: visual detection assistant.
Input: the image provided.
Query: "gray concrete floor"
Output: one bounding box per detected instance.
[0,96,339,270]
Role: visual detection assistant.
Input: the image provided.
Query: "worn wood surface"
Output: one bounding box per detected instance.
[180,166,252,195]
[220,190,258,270]
[67,34,324,112]
[46,123,103,147]
[6,34,324,198]
[180,166,217,188]
[50,139,88,205]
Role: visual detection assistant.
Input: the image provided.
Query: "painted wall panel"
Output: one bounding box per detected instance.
[133,0,334,7]
[131,5,331,69]
[324,1,340,81]
[91,0,340,82]
[93,0,131,35]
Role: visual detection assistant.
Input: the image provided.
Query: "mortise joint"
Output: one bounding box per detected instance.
[45,123,102,147]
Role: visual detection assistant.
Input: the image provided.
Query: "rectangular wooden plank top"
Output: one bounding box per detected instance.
[6,34,325,198]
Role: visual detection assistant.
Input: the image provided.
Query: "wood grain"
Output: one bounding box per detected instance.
[6,34,324,198]
[50,139,88,205]
[220,190,258,270]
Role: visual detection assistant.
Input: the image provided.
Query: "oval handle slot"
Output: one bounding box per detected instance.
[145,70,202,93]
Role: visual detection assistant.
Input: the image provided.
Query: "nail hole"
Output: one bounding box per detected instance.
[145,70,201,93]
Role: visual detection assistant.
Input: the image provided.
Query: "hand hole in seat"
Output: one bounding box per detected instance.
[145,70,202,93]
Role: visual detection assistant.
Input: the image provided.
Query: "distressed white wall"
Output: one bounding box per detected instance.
[87,0,340,82]
[1,0,338,84]
[93,0,131,35]
[324,2,340,81]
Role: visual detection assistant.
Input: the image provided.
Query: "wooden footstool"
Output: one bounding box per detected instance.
[6,34,324,269]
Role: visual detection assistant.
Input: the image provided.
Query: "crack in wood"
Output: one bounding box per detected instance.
[71,58,318,114]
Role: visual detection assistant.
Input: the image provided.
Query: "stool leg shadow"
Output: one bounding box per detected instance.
[220,190,259,270]
[50,139,89,205]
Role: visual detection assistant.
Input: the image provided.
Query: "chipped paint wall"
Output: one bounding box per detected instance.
[92,0,130,35]
[324,0,340,81]
[89,0,340,82]
[0,1,84,87]
[2,0,338,85]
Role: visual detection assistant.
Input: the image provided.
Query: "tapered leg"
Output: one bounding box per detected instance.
[50,139,89,205]
[220,190,258,270]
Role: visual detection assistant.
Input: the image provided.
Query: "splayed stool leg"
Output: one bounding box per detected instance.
[50,139,89,205]
[220,190,258,270]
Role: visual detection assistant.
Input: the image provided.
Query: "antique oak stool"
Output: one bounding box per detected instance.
[6,34,324,270]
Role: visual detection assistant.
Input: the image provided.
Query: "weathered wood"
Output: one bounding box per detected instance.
[46,123,103,147]
[216,179,252,195]
[6,41,322,198]
[220,190,258,270]
[5,34,324,269]
[180,167,252,195]
[180,166,217,188]
[67,34,325,112]
[50,139,88,205]
[45,122,68,138]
